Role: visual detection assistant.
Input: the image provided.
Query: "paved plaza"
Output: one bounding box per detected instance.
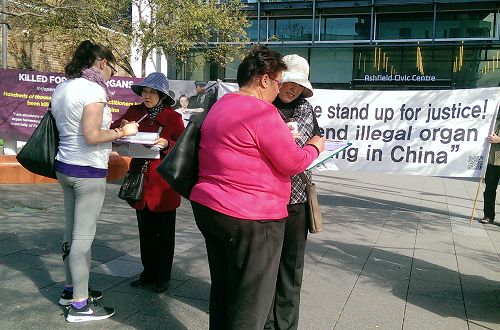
[0,171,500,329]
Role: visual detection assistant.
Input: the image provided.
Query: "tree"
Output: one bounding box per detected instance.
[136,0,249,78]
[3,0,250,77]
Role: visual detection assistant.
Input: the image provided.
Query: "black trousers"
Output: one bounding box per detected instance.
[484,164,500,220]
[136,207,176,283]
[191,201,286,330]
[265,203,308,330]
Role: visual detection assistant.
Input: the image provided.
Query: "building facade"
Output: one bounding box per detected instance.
[172,0,500,90]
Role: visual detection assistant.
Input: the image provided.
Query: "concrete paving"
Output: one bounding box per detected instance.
[0,171,499,329]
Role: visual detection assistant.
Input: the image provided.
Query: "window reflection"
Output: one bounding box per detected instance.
[436,11,496,39]
[377,13,433,39]
[273,18,312,41]
[246,18,268,41]
[177,2,499,88]
[319,16,370,41]
[348,45,495,88]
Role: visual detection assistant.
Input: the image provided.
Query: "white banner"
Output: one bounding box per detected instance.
[219,83,500,177]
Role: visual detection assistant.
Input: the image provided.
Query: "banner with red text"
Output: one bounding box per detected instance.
[220,82,500,177]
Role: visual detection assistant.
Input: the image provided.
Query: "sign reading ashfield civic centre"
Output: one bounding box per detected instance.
[364,74,437,82]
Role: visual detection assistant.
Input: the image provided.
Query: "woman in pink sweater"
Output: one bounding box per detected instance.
[190,45,325,330]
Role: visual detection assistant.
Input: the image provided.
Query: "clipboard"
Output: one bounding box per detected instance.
[307,140,352,170]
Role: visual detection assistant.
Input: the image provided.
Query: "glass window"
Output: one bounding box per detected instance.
[219,44,500,88]
[376,12,433,40]
[224,59,241,81]
[174,51,210,81]
[271,18,313,41]
[243,0,305,2]
[436,11,497,39]
[245,18,268,42]
[310,48,354,83]
[475,49,500,87]
[351,45,500,88]
[353,47,402,77]
[319,15,371,41]
[274,47,309,60]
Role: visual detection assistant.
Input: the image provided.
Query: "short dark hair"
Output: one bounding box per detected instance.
[236,45,286,87]
[65,40,116,79]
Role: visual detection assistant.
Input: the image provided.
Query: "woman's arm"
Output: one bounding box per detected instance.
[82,102,138,144]
[256,111,324,176]
[188,107,205,113]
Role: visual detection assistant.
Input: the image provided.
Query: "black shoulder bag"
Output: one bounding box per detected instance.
[156,84,218,199]
[156,112,207,199]
[16,109,59,179]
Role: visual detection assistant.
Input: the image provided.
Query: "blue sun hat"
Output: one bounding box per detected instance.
[131,72,175,105]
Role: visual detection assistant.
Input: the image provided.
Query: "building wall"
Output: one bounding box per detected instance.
[183,0,500,90]
[1,36,68,72]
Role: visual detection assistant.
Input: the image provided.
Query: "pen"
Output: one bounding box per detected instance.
[136,114,148,124]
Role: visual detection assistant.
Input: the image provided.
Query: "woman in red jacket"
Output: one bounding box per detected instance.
[111,72,184,292]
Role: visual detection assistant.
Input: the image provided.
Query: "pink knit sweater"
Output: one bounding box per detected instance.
[190,93,319,220]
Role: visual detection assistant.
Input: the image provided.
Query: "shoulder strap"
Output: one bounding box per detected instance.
[299,172,312,187]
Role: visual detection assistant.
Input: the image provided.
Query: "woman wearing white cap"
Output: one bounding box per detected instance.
[111,72,184,293]
[265,54,322,330]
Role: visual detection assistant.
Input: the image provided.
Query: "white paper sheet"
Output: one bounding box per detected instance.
[113,143,160,159]
[307,140,351,170]
[117,132,159,146]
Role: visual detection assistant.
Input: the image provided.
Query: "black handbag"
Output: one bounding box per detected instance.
[16,110,59,179]
[118,161,149,202]
[156,111,207,199]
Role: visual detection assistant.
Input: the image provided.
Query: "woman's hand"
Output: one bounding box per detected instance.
[307,135,325,153]
[488,132,500,144]
[119,119,130,128]
[154,137,169,149]
[286,123,301,139]
[121,122,139,136]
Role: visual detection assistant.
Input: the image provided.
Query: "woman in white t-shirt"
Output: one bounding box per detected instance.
[50,40,138,323]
